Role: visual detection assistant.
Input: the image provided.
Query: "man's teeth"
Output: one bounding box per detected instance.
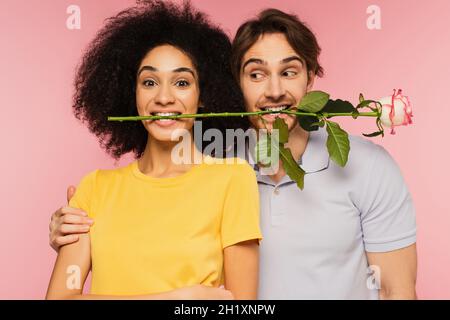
[264,105,289,112]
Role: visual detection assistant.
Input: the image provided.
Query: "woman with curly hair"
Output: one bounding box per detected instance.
[46,0,261,300]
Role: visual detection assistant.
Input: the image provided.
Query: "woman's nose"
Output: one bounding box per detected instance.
[154,84,176,105]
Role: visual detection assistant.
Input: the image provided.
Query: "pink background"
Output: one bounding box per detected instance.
[1,0,449,299]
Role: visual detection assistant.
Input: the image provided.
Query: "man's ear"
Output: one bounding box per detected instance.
[307,71,316,91]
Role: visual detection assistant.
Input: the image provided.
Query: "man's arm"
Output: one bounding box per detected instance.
[366,243,417,300]
[223,239,259,300]
[49,186,94,251]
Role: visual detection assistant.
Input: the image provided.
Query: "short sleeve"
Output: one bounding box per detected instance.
[68,170,98,218]
[221,163,263,249]
[359,145,416,252]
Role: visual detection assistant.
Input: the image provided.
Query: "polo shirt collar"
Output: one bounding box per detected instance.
[250,127,330,184]
[299,127,330,174]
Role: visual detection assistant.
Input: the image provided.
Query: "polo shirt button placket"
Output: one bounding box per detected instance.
[273,187,280,195]
[270,185,283,226]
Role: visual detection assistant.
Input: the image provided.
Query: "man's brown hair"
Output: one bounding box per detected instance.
[231,8,324,82]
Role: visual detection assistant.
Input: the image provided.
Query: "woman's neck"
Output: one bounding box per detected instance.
[138,135,203,178]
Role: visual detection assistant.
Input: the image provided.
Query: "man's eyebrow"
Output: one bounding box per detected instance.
[281,56,304,65]
[137,66,196,78]
[242,58,266,71]
[242,56,303,71]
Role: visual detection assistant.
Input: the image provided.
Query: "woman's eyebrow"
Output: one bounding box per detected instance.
[137,65,157,76]
[172,67,196,78]
[137,65,195,78]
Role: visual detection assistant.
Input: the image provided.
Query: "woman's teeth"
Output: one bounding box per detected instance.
[152,112,180,121]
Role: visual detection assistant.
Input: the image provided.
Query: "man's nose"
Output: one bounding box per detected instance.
[264,76,285,101]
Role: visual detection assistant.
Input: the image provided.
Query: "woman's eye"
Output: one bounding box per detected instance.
[175,80,190,87]
[143,79,156,87]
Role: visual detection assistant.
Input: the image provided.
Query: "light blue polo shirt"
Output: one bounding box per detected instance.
[234,127,416,299]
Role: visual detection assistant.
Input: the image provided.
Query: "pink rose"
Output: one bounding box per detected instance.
[378,89,413,134]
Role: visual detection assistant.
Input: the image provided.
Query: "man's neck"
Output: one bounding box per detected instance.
[267,123,309,184]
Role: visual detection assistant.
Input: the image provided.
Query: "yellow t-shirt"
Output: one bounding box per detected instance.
[69,156,262,295]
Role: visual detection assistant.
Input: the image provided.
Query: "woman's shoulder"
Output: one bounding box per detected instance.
[202,156,256,178]
[78,161,135,186]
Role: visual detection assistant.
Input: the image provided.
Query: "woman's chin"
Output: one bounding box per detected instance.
[146,122,192,142]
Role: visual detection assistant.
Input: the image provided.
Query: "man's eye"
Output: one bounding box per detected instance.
[175,80,190,87]
[283,70,297,77]
[143,79,156,87]
[250,72,264,80]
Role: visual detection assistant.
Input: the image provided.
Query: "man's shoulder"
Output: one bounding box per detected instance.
[345,134,404,188]
[349,134,381,153]
[347,134,387,165]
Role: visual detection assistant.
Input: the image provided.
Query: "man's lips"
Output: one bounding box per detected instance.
[257,104,294,122]
[258,104,292,112]
[261,113,290,122]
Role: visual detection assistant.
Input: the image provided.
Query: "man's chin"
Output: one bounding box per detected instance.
[251,116,297,132]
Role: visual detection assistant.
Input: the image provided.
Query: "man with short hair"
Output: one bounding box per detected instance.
[229,9,416,300]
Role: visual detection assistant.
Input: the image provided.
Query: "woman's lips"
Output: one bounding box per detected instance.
[146,118,179,127]
[146,112,182,127]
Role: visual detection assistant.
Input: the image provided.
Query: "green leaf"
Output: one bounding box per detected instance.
[269,117,305,189]
[298,91,330,113]
[274,144,305,189]
[322,99,356,118]
[362,131,383,137]
[297,115,320,131]
[273,117,288,144]
[326,121,350,167]
[376,118,385,138]
[356,99,376,109]
[311,120,325,127]
[255,134,272,166]
[352,110,360,119]
[359,93,365,103]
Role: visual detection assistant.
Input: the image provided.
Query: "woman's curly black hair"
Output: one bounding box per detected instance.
[73,0,249,159]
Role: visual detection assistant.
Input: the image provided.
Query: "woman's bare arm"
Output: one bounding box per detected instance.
[46,233,233,300]
[223,239,259,300]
